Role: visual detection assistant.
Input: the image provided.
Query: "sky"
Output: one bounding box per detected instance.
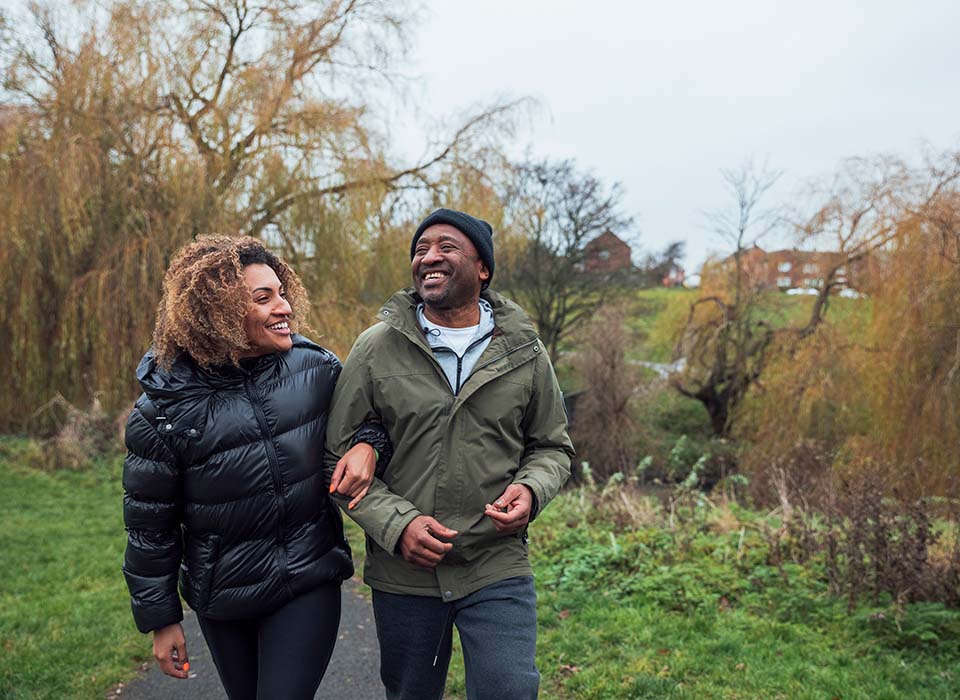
[389,0,960,272]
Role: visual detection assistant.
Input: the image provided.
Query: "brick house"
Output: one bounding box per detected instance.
[765,250,842,290]
[583,231,632,273]
[582,231,687,286]
[720,246,868,291]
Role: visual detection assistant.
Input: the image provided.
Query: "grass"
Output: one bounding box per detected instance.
[0,438,149,700]
[6,440,958,700]
[626,287,698,363]
[527,487,960,699]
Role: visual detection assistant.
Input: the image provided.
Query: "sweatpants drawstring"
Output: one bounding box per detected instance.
[432,603,456,667]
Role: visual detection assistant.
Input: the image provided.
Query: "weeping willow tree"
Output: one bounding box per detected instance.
[734,152,960,498]
[862,168,960,495]
[0,0,520,432]
[0,51,209,432]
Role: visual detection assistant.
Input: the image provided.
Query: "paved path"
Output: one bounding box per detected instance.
[116,579,382,700]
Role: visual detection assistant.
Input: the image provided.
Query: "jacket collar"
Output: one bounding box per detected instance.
[136,334,318,399]
[376,288,539,351]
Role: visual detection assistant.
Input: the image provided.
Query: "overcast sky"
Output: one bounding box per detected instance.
[391,0,960,272]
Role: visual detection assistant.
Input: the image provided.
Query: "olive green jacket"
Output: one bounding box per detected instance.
[324,288,574,600]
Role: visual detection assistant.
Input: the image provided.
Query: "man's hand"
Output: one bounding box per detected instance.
[153,622,189,679]
[484,484,534,533]
[398,515,458,568]
[330,442,377,510]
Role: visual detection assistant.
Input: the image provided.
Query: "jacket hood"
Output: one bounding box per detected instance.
[136,334,322,400]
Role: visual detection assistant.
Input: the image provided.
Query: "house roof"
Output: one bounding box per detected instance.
[585,230,630,250]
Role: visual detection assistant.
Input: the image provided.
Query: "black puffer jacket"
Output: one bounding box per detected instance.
[122,335,389,633]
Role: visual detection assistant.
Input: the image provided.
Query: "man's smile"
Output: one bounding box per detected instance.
[420,269,450,287]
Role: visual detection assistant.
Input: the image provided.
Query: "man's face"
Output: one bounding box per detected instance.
[412,224,489,311]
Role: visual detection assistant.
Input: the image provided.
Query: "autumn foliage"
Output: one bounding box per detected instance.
[724,155,960,499]
[0,0,518,432]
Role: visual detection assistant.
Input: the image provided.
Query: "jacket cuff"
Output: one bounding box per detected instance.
[130,598,183,634]
[382,504,422,555]
[124,567,184,633]
[513,479,543,522]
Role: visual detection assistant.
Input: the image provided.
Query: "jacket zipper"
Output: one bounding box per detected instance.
[429,329,495,395]
[244,376,293,599]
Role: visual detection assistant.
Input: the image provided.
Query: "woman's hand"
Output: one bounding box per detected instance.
[329,442,377,510]
[152,622,189,679]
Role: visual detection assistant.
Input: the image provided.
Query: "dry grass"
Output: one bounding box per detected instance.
[27,395,121,471]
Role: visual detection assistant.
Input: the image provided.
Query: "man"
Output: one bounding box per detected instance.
[325,208,574,700]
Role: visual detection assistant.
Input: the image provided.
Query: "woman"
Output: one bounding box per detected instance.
[122,235,389,700]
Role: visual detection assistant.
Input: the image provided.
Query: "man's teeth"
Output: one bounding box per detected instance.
[268,321,289,330]
[425,271,446,280]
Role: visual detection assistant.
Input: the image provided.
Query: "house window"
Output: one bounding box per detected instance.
[805,278,823,288]
[802,263,819,274]
[777,276,792,287]
[598,250,611,260]
[777,262,792,272]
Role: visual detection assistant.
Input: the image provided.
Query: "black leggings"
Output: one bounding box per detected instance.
[196,583,341,700]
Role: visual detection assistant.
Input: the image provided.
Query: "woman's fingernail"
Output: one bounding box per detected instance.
[329,484,336,493]
[348,503,355,510]
[183,662,190,672]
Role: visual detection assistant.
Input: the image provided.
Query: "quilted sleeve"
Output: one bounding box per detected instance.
[121,397,184,633]
[349,420,394,478]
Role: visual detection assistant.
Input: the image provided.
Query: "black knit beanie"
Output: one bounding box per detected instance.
[411,208,495,287]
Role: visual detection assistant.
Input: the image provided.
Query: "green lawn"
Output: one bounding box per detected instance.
[0,439,149,700]
[5,441,957,700]
[627,287,698,363]
[527,489,960,699]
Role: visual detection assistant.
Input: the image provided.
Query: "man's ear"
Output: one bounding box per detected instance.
[479,263,490,282]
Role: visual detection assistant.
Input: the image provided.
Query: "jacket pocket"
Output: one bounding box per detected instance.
[187,533,221,611]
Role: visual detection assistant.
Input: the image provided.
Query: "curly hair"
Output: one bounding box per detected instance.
[152,235,311,369]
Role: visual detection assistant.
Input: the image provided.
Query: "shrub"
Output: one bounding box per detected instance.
[765,447,960,608]
[28,394,122,471]
[570,304,642,481]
